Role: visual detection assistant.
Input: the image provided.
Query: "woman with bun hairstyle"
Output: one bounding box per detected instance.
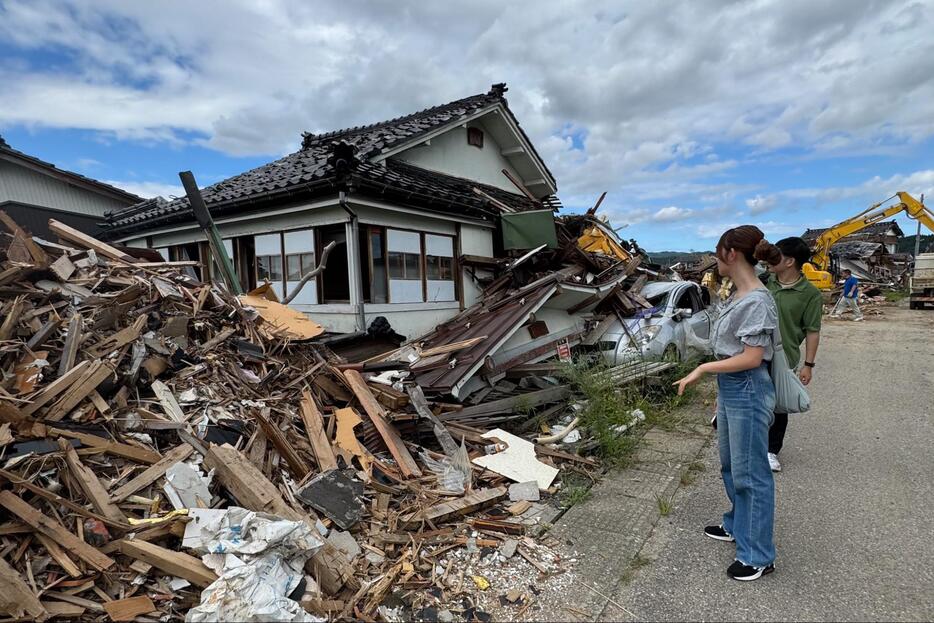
[674,225,783,581]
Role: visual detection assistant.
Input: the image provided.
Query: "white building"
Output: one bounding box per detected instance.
[0,135,140,238]
[105,84,560,338]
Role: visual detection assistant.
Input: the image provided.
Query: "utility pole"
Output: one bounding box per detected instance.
[179,171,243,295]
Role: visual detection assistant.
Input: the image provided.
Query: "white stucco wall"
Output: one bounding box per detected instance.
[0,160,129,217]
[390,121,524,194]
[460,223,495,307]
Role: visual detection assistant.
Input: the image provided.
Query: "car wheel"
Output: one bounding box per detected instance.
[663,344,679,362]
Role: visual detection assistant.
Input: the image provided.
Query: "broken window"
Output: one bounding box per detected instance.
[319,224,350,304]
[425,234,455,302]
[362,227,388,304]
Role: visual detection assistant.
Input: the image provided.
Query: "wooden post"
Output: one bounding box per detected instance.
[179,171,242,295]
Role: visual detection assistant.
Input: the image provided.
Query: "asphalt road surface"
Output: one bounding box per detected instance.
[612,306,934,621]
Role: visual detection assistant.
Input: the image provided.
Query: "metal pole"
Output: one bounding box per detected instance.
[179,171,243,295]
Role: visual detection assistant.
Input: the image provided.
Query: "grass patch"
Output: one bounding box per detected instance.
[884,289,908,303]
[619,554,652,584]
[656,494,673,516]
[559,471,594,509]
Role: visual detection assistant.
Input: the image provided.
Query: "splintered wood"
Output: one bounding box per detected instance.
[0,210,630,620]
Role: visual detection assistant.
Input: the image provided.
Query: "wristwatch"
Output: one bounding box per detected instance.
[804,361,816,368]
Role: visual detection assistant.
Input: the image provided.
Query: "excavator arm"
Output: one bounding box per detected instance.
[804,192,934,290]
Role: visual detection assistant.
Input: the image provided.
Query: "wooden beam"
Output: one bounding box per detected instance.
[20,360,90,416]
[49,428,161,464]
[57,314,83,378]
[43,361,114,422]
[0,491,115,571]
[35,533,81,578]
[47,219,134,263]
[150,380,186,423]
[60,441,126,524]
[0,210,48,266]
[118,540,216,588]
[401,487,506,528]
[253,409,310,479]
[300,390,338,472]
[26,318,62,351]
[87,315,146,358]
[109,443,194,502]
[0,556,47,621]
[103,596,156,621]
[342,370,421,478]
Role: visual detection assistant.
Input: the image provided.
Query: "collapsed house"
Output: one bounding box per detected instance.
[803,220,906,283]
[0,173,682,621]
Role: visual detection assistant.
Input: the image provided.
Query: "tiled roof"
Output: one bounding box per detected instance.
[105,84,557,236]
[0,135,141,203]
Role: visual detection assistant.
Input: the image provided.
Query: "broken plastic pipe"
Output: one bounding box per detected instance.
[534,416,581,444]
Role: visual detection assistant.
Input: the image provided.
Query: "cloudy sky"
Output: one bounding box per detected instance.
[2,0,933,251]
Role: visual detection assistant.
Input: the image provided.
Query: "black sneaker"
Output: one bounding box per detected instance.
[727,560,775,581]
[704,525,735,542]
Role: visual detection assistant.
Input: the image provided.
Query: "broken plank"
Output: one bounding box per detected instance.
[49,254,76,281]
[20,360,91,416]
[0,555,47,621]
[109,443,194,502]
[443,386,570,421]
[60,440,126,524]
[57,314,83,378]
[47,219,135,263]
[0,210,48,265]
[149,380,186,423]
[103,596,156,621]
[401,487,506,528]
[343,369,421,478]
[26,318,62,351]
[42,361,114,422]
[300,390,338,471]
[0,491,115,571]
[35,533,81,578]
[0,468,131,531]
[118,540,216,588]
[87,315,146,358]
[253,408,310,479]
[49,428,161,464]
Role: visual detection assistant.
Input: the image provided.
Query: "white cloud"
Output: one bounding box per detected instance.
[746,194,778,215]
[103,180,184,200]
[653,206,694,222]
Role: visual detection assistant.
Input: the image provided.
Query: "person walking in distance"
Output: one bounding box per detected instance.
[674,225,781,581]
[831,269,863,321]
[764,237,822,472]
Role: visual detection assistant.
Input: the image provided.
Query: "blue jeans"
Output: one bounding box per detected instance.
[717,363,776,567]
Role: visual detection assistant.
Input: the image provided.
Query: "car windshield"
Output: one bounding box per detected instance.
[646,291,670,310]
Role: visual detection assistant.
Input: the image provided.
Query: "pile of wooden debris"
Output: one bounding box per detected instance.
[0,212,672,621]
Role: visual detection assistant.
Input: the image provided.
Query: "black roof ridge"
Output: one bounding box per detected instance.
[300,89,500,150]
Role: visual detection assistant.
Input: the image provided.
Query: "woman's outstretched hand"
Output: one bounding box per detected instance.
[673,367,704,395]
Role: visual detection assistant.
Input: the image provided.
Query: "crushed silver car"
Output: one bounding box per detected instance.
[598,281,715,365]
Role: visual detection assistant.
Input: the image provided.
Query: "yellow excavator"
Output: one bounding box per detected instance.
[803,191,934,290]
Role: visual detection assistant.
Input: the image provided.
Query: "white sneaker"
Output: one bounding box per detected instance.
[853,317,864,322]
[768,453,782,472]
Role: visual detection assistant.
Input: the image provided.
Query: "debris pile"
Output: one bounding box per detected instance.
[0,211,673,620]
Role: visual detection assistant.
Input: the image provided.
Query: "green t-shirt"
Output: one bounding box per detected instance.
[766,274,822,368]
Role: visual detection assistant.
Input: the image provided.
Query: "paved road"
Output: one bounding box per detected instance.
[609,306,934,622]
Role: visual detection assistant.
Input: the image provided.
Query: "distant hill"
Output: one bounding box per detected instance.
[648,251,711,267]
[896,234,934,254]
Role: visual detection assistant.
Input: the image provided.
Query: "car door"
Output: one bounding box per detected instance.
[685,286,711,339]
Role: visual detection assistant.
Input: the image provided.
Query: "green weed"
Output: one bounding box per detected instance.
[656,494,673,516]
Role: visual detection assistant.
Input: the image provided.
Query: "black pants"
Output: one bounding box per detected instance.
[768,412,788,454]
